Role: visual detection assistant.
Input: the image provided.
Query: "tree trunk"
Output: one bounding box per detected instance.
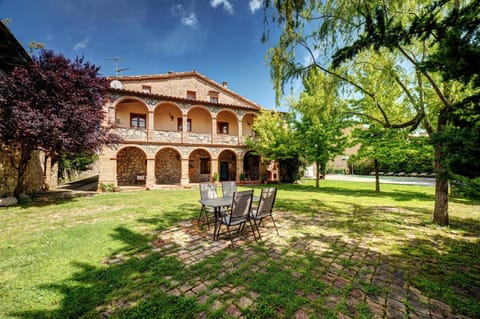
[321,161,327,179]
[13,147,32,199]
[315,160,320,188]
[374,158,380,193]
[433,144,449,226]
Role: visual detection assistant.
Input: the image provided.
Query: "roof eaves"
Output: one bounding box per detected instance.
[107,87,261,111]
[112,70,263,110]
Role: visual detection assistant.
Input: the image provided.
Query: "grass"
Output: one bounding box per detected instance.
[0,179,479,318]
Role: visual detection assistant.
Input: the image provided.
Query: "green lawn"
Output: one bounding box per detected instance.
[0,180,479,318]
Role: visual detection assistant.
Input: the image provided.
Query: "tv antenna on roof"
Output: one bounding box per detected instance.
[105,56,130,79]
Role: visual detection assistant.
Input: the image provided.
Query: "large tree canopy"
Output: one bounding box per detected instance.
[262,0,479,226]
[292,69,348,188]
[0,49,119,197]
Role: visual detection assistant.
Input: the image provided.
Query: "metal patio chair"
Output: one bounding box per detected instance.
[214,190,257,248]
[249,187,279,240]
[198,182,218,230]
[221,181,237,198]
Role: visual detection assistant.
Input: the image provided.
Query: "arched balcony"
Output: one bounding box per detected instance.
[216,110,239,144]
[114,98,149,141]
[152,102,183,143]
[241,113,257,143]
[186,107,212,144]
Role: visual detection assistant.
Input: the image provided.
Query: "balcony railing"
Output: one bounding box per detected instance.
[186,132,212,144]
[117,128,247,146]
[217,135,239,145]
[152,130,182,143]
[116,127,148,141]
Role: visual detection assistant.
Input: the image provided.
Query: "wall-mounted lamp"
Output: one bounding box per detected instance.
[169,113,174,121]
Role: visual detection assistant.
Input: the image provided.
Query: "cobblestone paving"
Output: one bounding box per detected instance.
[148,211,474,319]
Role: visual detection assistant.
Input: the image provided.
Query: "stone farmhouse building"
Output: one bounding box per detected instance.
[0,22,57,197]
[98,71,264,189]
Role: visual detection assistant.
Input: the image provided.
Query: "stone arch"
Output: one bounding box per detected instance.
[218,149,237,181]
[241,112,257,137]
[153,102,183,131]
[116,146,147,186]
[114,97,149,128]
[188,148,212,183]
[155,147,181,184]
[243,151,260,181]
[216,109,239,136]
[186,106,212,133]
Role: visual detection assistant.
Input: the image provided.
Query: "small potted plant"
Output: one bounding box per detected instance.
[212,172,219,184]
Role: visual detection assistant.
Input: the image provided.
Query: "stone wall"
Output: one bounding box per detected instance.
[155,148,181,184]
[117,147,146,185]
[217,135,238,145]
[0,147,45,197]
[186,133,211,144]
[152,130,182,143]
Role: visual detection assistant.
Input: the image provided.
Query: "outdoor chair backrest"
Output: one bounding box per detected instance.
[229,190,253,224]
[222,181,237,198]
[256,187,277,218]
[199,182,218,200]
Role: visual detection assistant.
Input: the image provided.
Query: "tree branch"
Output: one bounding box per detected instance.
[397,45,451,110]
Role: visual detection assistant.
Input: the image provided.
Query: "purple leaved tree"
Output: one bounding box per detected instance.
[0,50,120,198]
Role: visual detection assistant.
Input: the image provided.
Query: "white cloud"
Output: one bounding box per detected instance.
[181,13,198,27]
[172,4,198,27]
[248,0,262,13]
[73,37,89,51]
[210,0,234,14]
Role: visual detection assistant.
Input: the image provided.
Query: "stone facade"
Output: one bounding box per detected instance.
[98,71,265,188]
[0,148,55,197]
[155,148,181,184]
[116,147,147,185]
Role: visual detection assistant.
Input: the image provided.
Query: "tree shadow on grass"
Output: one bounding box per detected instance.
[9,223,204,319]
[8,204,480,319]
[16,191,95,208]
[137,203,199,231]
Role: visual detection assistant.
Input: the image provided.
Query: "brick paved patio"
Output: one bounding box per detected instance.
[146,211,473,319]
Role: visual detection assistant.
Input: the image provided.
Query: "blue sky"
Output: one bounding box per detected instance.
[1,0,285,109]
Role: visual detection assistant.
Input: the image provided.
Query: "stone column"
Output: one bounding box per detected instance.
[181,158,189,186]
[147,111,154,141]
[237,120,243,145]
[182,114,187,143]
[146,157,155,189]
[211,117,217,144]
[211,158,218,181]
[97,151,117,189]
[236,156,244,183]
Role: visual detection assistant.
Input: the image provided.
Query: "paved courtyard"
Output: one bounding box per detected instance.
[139,211,472,319]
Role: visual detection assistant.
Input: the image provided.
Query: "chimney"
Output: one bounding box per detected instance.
[168,71,174,74]
[222,81,228,88]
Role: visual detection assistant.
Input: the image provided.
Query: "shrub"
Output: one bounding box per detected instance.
[100,183,115,192]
